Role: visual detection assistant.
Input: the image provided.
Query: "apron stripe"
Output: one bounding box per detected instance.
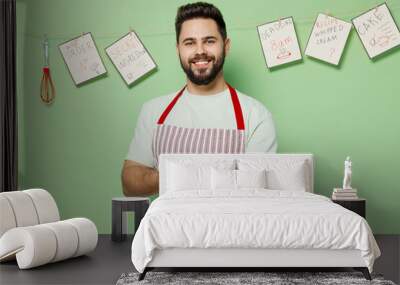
[231,131,236,153]
[180,128,189,153]
[237,131,242,153]
[191,128,200,153]
[162,125,172,154]
[236,131,240,152]
[173,127,183,153]
[222,129,227,153]
[217,129,223,153]
[199,128,206,153]
[168,126,178,153]
[203,128,211,153]
[186,128,195,153]
[225,129,231,153]
[209,128,214,153]
[211,128,218,153]
[240,131,245,152]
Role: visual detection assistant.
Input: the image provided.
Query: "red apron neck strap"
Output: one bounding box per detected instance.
[226,83,245,130]
[157,85,186,124]
[157,83,245,130]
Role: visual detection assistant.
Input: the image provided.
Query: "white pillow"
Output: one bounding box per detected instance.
[165,159,236,192]
[166,162,210,191]
[236,169,267,188]
[211,168,236,189]
[237,159,308,191]
[266,164,307,191]
[211,168,268,190]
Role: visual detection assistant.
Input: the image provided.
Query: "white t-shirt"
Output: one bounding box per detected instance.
[126,88,278,167]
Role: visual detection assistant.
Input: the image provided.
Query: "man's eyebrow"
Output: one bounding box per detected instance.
[182,37,196,43]
[203,36,217,41]
[182,36,218,43]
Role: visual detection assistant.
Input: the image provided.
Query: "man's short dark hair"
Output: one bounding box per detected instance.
[175,2,227,43]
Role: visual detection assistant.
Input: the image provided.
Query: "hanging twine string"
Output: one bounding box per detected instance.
[23,1,400,41]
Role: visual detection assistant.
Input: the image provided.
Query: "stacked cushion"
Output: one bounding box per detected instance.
[0,218,97,269]
[0,189,97,269]
[0,189,59,236]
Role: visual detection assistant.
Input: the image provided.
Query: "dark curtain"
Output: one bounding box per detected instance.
[0,0,18,192]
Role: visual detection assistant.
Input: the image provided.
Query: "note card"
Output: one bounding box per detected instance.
[105,31,157,86]
[305,14,352,65]
[257,17,302,68]
[352,3,400,59]
[59,32,107,85]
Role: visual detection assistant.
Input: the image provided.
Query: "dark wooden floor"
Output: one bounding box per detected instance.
[0,235,399,285]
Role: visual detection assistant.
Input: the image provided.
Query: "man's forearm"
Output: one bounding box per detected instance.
[122,163,159,196]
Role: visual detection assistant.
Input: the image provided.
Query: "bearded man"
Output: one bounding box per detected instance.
[122,2,277,196]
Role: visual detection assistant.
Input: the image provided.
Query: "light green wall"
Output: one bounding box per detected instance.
[16,0,400,234]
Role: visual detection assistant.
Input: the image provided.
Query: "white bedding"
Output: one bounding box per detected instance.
[131,190,380,273]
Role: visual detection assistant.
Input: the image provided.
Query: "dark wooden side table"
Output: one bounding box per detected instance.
[112,197,150,242]
[332,198,366,218]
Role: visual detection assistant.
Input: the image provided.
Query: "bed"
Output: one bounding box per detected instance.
[130,153,381,281]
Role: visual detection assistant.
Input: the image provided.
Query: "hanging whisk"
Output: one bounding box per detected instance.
[40,35,56,104]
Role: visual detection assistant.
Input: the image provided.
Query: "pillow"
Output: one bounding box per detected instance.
[211,168,268,190]
[165,159,236,191]
[266,164,307,191]
[236,169,268,188]
[166,162,210,191]
[211,168,236,190]
[237,159,308,191]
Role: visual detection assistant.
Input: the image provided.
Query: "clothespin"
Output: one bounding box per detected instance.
[324,9,334,19]
[278,17,283,26]
[129,26,134,37]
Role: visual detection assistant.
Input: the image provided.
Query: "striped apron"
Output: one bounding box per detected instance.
[152,83,245,168]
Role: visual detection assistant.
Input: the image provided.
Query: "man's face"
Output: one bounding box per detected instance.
[177,18,230,85]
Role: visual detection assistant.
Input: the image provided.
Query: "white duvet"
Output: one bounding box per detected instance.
[131,190,380,273]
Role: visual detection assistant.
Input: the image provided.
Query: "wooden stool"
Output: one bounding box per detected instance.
[111,197,149,242]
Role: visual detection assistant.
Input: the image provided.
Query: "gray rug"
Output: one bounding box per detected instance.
[116,271,396,285]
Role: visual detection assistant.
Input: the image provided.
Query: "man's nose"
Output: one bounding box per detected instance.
[194,42,206,54]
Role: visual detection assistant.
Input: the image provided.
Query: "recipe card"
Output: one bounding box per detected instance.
[305,13,352,65]
[257,17,302,68]
[105,31,157,86]
[352,3,400,59]
[59,32,107,85]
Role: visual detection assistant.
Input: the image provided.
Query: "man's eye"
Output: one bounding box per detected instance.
[185,42,193,46]
[206,40,215,44]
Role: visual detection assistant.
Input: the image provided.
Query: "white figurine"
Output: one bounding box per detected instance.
[342,156,352,190]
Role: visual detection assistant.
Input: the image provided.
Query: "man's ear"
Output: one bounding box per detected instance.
[224,38,231,56]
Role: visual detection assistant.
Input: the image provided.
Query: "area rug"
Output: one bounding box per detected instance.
[116,271,396,285]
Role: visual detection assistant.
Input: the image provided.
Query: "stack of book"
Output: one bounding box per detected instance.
[332,188,358,200]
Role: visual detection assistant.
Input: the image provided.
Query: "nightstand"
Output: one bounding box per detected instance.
[332,198,366,218]
[111,197,150,242]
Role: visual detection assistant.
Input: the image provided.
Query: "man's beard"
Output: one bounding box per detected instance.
[179,50,225,86]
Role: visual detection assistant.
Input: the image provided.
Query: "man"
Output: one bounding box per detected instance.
[122,2,277,196]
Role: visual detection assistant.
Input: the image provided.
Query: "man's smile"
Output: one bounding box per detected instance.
[192,60,211,68]
[190,57,214,69]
